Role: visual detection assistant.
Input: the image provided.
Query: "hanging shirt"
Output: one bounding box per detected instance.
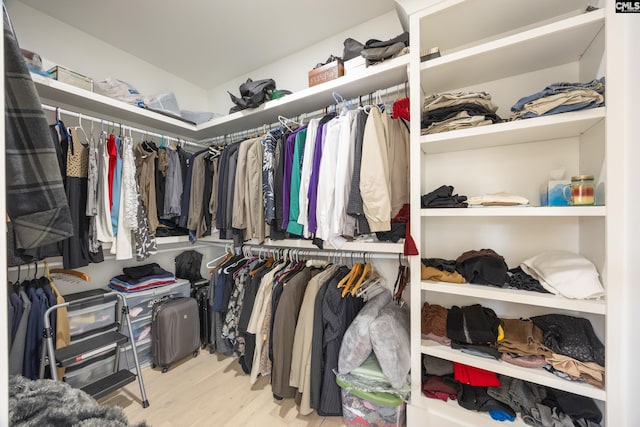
[107,133,117,208]
[111,136,123,235]
[330,109,359,246]
[345,110,370,236]
[86,134,99,216]
[114,136,137,260]
[281,130,300,230]
[297,119,320,238]
[307,114,336,235]
[286,127,308,236]
[360,106,391,232]
[135,143,159,234]
[261,129,283,223]
[96,132,115,243]
[316,116,344,243]
[164,147,183,218]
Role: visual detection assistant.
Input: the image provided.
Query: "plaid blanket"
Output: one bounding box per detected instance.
[4,10,73,249]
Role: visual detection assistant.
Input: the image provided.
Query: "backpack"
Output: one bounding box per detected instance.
[228,78,276,113]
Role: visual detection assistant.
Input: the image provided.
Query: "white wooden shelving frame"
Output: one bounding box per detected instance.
[408,1,615,426]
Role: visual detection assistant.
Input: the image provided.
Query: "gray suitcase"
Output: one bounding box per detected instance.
[151,297,200,373]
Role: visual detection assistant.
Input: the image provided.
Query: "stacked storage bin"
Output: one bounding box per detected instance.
[62,289,119,388]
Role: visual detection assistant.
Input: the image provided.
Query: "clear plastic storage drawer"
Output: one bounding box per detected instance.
[67,300,118,338]
[64,349,116,388]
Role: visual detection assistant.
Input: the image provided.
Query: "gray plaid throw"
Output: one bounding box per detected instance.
[4,11,73,249]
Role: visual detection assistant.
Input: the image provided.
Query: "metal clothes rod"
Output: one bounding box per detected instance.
[40,103,207,149]
[241,243,405,261]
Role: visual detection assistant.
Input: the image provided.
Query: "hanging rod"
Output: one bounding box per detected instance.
[241,243,405,261]
[40,103,208,149]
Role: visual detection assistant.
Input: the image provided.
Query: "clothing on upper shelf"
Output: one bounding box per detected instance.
[510,77,605,120]
[455,248,509,287]
[421,91,502,135]
[467,192,530,207]
[520,250,605,299]
[421,185,468,208]
[108,263,176,293]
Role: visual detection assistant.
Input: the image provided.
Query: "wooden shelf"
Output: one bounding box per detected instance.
[422,281,606,314]
[420,205,606,217]
[420,10,605,94]
[420,107,605,154]
[421,341,606,401]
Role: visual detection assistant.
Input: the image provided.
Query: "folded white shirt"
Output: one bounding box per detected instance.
[468,192,530,206]
[520,250,605,299]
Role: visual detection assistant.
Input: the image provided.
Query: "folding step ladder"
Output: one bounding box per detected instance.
[40,291,150,408]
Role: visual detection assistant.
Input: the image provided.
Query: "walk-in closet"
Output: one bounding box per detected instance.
[2,1,639,426]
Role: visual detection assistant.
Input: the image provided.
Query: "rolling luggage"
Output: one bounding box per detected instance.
[191,280,212,351]
[151,297,200,373]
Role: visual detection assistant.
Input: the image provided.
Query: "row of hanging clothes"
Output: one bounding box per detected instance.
[204,245,407,417]
[6,262,87,380]
[209,88,415,254]
[7,105,210,269]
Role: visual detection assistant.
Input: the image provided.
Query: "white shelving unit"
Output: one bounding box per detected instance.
[408,1,613,425]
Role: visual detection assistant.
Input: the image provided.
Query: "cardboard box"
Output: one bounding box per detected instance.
[308,59,344,87]
[48,66,93,92]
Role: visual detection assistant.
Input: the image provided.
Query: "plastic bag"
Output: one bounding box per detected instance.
[94,77,145,107]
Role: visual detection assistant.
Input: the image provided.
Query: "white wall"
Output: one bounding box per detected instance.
[5,1,209,112]
[207,11,404,115]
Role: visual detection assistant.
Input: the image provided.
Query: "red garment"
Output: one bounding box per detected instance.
[422,376,458,402]
[107,133,117,208]
[392,97,410,121]
[453,362,501,387]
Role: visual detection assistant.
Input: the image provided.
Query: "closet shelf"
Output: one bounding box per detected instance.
[33,54,410,140]
[32,73,200,139]
[412,395,530,427]
[418,0,593,56]
[422,281,606,314]
[196,55,410,139]
[421,340,606,401]
[420,107,605,154]
[420,206,606,217]
[419,9,605,94]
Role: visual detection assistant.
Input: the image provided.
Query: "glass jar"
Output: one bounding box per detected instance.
[570,175,595,205]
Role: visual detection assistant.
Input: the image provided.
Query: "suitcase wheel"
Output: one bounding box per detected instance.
[193,350,199,358]
[162,366,169,373]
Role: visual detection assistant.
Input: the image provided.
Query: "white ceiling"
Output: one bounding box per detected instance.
[19,0,396,90]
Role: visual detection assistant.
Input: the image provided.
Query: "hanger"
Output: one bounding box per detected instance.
[356,274,385,299]
[278,115,300,133]
[350,254,373,296]
[49,268,90,282]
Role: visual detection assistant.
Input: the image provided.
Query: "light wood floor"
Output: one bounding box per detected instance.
[99,350,346,427]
